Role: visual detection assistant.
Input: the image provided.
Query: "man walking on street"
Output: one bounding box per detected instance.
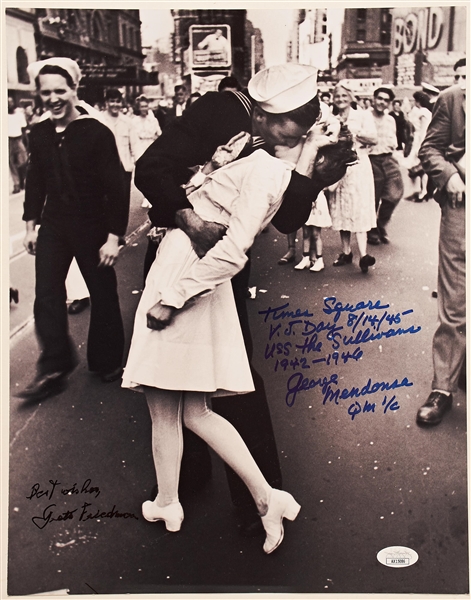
[19,58,129,402]
[416,58,466,426]
[368,87,404,245]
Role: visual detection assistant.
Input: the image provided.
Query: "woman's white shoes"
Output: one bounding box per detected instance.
[310,257,325,272]
[294,256,311,270]
[142,500,184,532]
[261,489,301,554]
[141,490,300,551]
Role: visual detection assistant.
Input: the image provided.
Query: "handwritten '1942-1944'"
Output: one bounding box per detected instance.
[26,479,138,529]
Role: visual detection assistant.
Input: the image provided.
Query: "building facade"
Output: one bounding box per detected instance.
[391,6,466,90]
[336,8,392,96]
[6,9,148,106]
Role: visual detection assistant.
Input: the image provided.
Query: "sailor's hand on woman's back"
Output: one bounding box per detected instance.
[175,209,226,258]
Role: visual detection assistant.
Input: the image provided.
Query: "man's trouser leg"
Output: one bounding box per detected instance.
[432,203,466,392]
[34,222,77,376]
[376,155,404,231]
[71,219,125,373]
[213,262,282,507]
[368,155,386,241]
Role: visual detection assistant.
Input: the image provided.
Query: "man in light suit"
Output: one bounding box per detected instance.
[416,58,466,425]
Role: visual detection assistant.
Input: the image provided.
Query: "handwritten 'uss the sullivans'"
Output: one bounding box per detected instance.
[259,296,421,420]
[26,479,139,529]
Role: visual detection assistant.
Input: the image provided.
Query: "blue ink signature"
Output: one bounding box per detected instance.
[285,372,339,407]
[285,372,412,409]
[322,376,413,405]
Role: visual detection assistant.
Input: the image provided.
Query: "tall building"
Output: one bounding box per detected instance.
[336,8,392,95]
[390,6,466,90]
[287,9,341,88]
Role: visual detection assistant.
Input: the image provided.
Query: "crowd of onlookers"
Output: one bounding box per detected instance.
[276,79,441,276]
[5,72,452,290]
[8,75,244,197]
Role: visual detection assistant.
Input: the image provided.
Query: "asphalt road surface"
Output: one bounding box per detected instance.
[8,195,468,596]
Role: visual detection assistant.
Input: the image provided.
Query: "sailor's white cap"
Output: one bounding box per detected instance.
[422,82,440,95]
[27,57,82,86]
[248,64,318,114]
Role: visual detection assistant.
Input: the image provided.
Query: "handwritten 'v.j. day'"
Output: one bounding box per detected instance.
[259,297,420,420]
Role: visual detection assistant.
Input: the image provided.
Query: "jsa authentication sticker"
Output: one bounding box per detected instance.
[377,546,419,568]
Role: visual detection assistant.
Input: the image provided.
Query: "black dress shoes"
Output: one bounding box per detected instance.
[17,370,70,402]
[367,233,381,245]
[378,227,390,244]
[68,298,90,315]
[333,252,353,266]
[416,391,453,425]
[100,366,124,383]
[359,254,376,274]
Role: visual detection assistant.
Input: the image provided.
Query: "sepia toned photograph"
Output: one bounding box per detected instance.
[4,3,468,597]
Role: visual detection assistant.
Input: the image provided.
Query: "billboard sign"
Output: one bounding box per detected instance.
[190,24,231,69]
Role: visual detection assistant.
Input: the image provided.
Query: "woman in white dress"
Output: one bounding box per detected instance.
[122,129,332,553]
[328,82,378,273]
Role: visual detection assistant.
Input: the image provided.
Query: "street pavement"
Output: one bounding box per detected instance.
[7,192,468,596]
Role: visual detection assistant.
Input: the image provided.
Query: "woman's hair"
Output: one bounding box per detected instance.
[331,83,356,114]
[35,64,76,90]
[262,95,321,129]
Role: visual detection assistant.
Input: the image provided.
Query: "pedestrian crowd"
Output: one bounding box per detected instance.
[277,79,446,274]
[10,55,466,556]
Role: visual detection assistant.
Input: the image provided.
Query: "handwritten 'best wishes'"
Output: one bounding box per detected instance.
[26,479,138,529]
